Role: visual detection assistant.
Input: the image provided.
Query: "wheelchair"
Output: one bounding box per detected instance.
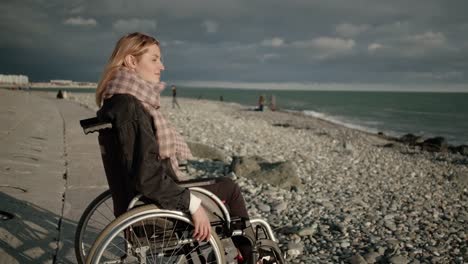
[76,117,285,264]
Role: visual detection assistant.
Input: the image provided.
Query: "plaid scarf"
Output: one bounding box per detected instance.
[103,67,192,179]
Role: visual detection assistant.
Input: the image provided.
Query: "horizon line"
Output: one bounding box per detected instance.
[171,81,468,93]
[25,80,468,93]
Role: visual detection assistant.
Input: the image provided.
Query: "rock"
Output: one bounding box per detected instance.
[388,255,409,264]
[298,224,318,237]
[230,156,264,176]
[418,137,448,152]
[258,203,271,212]
[343,141,355,152]
[290,234,301,243]
[230,156,303,190]
[287,242,304,258]
[386,238,400,248]
[384,221,397,232]
[340,241,351,248]
[376,247,386,255]
[452,145,468,156]
[187,141,227,161]
[330,222,346,234]
[349,254,368,264]
[272,201,288,212]
[399,133,422,145]
[363,251,382,263]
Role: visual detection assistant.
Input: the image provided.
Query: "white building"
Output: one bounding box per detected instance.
[0,74,29,84]
[50,80,73,85]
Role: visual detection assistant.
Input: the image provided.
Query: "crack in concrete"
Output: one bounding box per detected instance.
[53,108,69,264]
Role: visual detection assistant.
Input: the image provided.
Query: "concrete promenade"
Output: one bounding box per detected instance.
[0,89,107,263]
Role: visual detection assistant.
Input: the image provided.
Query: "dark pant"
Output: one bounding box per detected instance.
[201,177,249,219]
[201,177,252,263]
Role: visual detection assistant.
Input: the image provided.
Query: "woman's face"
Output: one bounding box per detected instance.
[134,44,165,83]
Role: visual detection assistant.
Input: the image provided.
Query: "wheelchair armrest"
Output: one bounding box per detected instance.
[79,117,112,135]
[177,177,219,188]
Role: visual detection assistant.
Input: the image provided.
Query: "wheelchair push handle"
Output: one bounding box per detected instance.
[79,117,112,135]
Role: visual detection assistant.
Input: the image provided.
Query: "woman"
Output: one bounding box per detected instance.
[95,32,252,262]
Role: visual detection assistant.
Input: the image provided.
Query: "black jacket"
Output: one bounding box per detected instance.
[97,94,190,216]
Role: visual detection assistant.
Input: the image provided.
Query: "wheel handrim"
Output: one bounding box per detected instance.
[90,211,224,264]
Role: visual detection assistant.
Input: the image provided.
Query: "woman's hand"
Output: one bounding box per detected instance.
[191,206,211,241]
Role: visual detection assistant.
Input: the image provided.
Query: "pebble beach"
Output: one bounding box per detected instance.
[68,93,467,264]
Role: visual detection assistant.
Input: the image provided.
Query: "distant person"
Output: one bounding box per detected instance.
[171,85,181,109]
[269,95,276,111]
[56,89,64,99]
[255,95,265,111]
[220,95,224,102]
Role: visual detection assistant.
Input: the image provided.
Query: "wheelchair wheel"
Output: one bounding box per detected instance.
[75,190,114,263]
[86,204,226,264]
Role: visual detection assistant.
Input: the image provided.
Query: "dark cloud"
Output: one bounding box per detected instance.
[1,0,468,90]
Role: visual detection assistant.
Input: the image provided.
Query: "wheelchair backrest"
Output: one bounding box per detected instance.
[80,117,134,217]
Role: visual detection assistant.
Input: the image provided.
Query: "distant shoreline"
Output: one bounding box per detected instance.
[10,86,468,146]
[30,84,97,89]
[0,83,97,89]
[2,82,468,93]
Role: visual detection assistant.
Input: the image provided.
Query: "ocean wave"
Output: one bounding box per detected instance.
[301,109,468,145]
[302,110,381,134]
[383,108,454,117]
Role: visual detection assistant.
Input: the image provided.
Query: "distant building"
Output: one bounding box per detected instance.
[0,74,29,84]
[77,82,97,86]
[50,80,73,85]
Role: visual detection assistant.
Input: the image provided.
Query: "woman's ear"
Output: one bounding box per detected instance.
[123,54,137,69]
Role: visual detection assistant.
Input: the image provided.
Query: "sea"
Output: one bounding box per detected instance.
[31,87,468,146]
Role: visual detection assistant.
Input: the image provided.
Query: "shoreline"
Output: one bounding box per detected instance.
[29,87,468,147]
[282,108,467,155]
[8,87,467,147]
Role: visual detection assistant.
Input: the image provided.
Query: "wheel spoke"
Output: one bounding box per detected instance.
[88,207,225,264]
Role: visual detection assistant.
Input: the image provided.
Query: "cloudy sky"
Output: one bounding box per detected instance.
[1,0,468,91]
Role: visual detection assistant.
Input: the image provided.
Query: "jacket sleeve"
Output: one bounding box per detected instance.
[115,101,190,212]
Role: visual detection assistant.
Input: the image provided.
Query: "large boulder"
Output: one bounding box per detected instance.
[418,137,448,152]
[230,156,302,190]
[452,145,468,156]
[187,141,226,161]
[398,133,422,145]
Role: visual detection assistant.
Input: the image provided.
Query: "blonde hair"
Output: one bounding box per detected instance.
[95,32,160,106]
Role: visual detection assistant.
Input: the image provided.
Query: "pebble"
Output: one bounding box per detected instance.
[363,251,381,263]
[298,224,318,237]
[388,255,409,264]
[384,221,397,231]
[349,254,367,264]
[257,203,271,212]
[272,201,288,212]
[340,241,350,248]
[287,242,304,258]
